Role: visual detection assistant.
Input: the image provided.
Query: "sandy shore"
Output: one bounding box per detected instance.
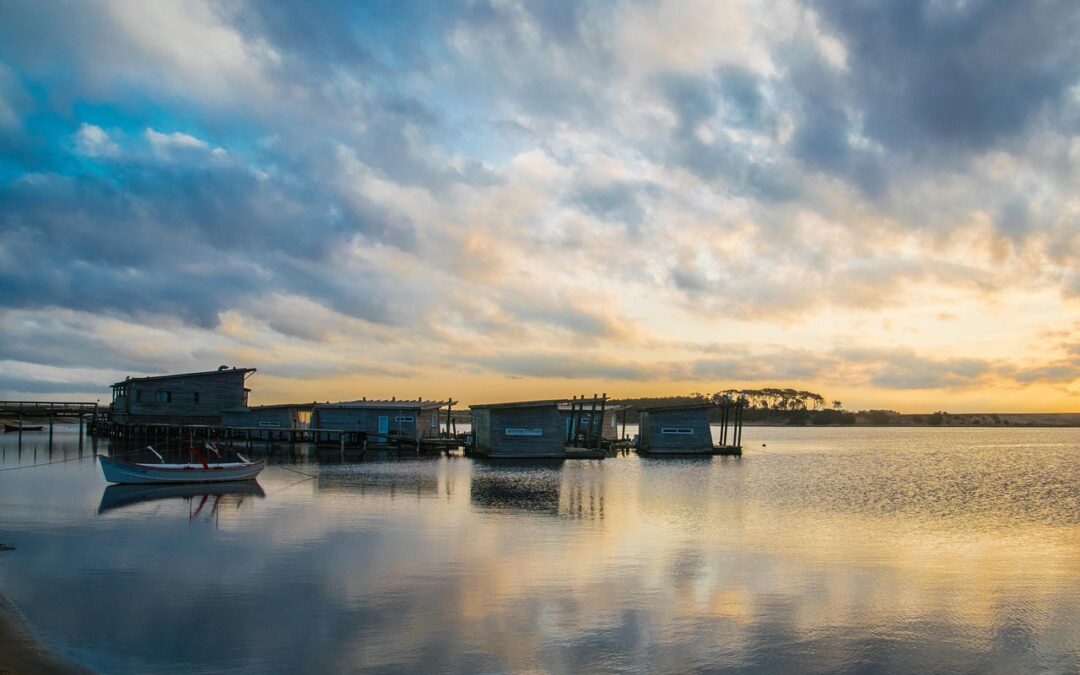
[0,593,90,674]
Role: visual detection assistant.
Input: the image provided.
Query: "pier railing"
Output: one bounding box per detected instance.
[0,401,100,416]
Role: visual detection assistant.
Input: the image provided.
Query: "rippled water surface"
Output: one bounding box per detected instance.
[2,426,1079,674]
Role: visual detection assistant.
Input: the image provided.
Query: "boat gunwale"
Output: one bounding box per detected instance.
[98,455,266,473]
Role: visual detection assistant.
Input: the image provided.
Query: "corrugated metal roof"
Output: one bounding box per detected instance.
[314,399,449,410]
[221,402,315,412]
[469,399,563,410]
[471,399,623,411]
[112,367,256,386]
[635,402,725,412]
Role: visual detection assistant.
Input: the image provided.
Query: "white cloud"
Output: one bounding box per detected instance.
[102,0,280,104]
[145,127,209,157]
[74,123,120,158]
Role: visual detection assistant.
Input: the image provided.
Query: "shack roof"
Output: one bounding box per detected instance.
[470,399,562,410]
[315,399,450,411]
[635,401,739,412]
[112,367,256,387]
[221,402,314,413]
[470,399,623,412]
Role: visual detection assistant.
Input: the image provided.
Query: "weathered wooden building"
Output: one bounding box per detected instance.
[470,397,613,458]
[636,402,742,455]
[221,403,313,430]
[470,400,568,458]
[311,399,449,442]
[109,367,255,425]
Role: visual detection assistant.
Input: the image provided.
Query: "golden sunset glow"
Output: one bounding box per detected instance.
[0,0,1077,413]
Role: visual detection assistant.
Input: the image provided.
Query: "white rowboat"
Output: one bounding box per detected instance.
[98,454,265,485]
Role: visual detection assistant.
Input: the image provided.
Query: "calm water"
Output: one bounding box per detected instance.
[1,426,1079,674]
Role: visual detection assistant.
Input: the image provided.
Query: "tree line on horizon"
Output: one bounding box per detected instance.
[605,388,850,424]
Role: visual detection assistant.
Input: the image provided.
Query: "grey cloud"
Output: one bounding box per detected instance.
[688,352,840,382]
[1008,363,1080,384]
[836,348,993,389]
[0,375,104,395]
[659,72,716,135]
[716,66,767,128]
[779,37,888,198]
[0,149,430,328]
[468,353,657,381]
[571,180,654,227]
[812,0,1080,154]
[654,70,800,201]
[500,292,630,340]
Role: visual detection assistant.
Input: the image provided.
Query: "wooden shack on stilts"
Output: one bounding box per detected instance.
[469,394,613,459]
[635,398,744,456]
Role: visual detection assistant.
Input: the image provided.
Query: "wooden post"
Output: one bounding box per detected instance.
[720,404,728,446]
[596,393,607,449]
[568,395,579,445]
[584,394,598,448]
[734,403,743,448]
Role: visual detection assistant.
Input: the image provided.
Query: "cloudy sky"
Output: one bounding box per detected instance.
[0,0,1078,411]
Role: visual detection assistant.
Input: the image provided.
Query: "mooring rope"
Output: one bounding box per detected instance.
[271,463,320,479]
[0,447,144,472]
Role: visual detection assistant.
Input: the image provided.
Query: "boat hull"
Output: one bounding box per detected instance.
[4,424,44,432]
[98,455,266,485]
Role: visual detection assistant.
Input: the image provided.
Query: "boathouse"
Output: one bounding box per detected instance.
[557,401,623,443]
[311,398,449,442]
[109,367,255,425]
[471,396,613,459]
[636,401,742,455]
[221,403,313,430]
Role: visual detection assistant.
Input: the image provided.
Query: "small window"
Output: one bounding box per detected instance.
[156,391,172,403]
[505,428,543,436]
[193,392,200,404]
[258,421,282,428]
[431,414,438,428]
[394,415,415,423]
[661,427,693,435]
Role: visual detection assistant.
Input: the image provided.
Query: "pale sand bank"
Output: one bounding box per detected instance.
[0,594,90,674]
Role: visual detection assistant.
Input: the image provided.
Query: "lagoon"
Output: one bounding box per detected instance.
[1,426,1079,673]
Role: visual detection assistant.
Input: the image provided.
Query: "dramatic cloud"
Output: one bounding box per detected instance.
[0,0,1078,410]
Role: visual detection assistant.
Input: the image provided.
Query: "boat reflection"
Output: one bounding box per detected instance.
[97,480,266,515]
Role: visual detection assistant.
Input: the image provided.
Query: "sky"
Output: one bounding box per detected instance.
[0,0,1078,412]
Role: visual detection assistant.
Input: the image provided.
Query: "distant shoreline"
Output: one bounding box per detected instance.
[743,412,1080,428]
[4,412,1080,429]
[0,591,90,674]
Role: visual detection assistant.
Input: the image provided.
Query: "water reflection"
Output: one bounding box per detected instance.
[1,427,1079,673]
[97,481,266,515]
[470,462,563,515]
[317,464,443,499]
